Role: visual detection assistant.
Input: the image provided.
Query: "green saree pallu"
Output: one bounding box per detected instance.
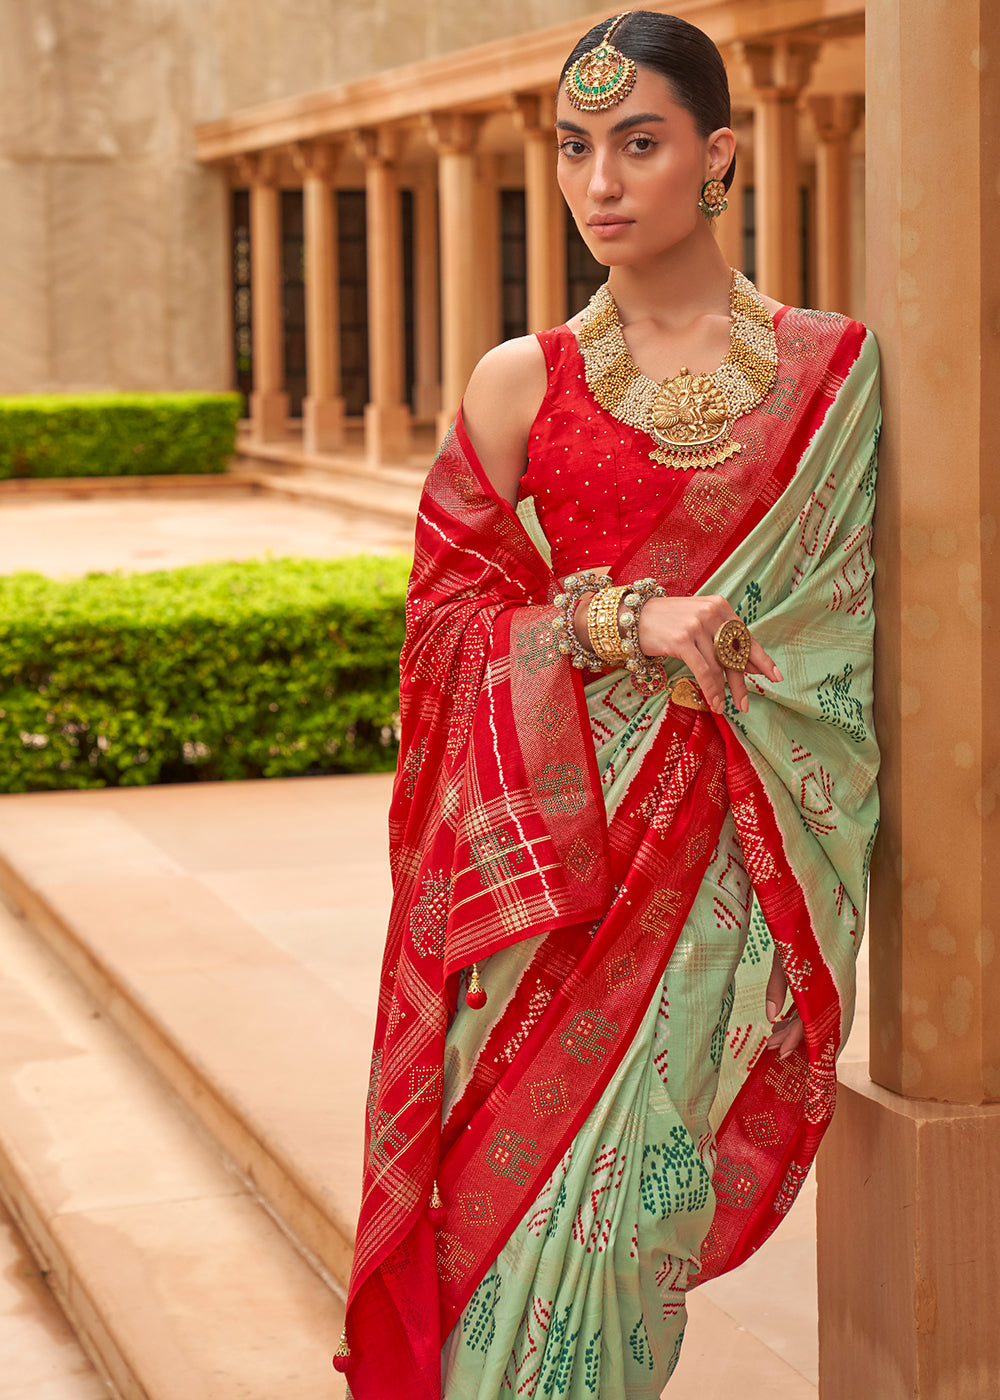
[340,309,880,1399]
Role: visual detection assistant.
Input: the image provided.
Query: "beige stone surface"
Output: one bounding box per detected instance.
[0,495,413,578]
[0,1202,107,1400]
[0,897,345,1400]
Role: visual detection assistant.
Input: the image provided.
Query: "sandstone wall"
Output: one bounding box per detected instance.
[0,0,598,394]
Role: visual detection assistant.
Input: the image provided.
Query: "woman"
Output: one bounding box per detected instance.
[338,11,879,1397]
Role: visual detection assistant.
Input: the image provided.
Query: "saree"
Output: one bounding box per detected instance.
[342,308,880,1398]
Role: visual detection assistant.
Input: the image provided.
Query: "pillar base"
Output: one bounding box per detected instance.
[363,402,411,465]
[302,396,346,454]
[817,1061,1000,1399]
[248,391,290,444]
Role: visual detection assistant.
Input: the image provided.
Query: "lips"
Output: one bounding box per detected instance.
[587,214,632,227]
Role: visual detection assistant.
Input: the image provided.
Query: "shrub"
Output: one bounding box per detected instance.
[0,556,411,791]
[0,392,243,479]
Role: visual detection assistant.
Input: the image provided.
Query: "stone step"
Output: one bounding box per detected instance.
[235,463,421,524]
[0,778,389,1297]
[0,895,346,1400]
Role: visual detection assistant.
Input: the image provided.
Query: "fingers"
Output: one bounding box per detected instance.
[746,636,782,683]
[766,1014,804,1059]
[765,950,789,1022]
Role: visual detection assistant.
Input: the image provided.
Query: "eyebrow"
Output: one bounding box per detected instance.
[555,112,666,137]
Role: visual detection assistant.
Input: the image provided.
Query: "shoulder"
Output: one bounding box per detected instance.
[462,335,549,507]
[464,334,548,409]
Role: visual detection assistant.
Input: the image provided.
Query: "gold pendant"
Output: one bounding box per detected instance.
[649,437,742,470]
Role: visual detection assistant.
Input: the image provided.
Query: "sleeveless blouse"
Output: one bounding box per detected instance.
[519,316,789,579]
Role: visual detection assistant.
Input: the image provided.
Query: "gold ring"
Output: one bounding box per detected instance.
[714,618,751,672]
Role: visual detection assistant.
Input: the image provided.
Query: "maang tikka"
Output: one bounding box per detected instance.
[565,12,637,112]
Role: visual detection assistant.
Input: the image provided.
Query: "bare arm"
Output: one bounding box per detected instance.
[461,335,548,508]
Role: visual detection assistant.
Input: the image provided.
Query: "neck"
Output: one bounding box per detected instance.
[605,230,733,329]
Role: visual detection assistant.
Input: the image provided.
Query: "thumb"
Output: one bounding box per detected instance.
[766,953,788,1022]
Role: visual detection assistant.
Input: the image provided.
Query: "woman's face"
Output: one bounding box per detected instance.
[555,64,727,267]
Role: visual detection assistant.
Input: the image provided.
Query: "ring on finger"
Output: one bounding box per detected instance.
[713,618,752,672]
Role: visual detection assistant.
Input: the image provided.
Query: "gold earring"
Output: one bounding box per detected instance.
[699,178,728,221]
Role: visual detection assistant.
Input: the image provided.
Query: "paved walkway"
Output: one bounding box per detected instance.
[0,493,414,578]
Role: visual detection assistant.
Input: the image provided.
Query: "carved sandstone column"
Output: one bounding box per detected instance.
[412,171,441,422]
[735,41,819,307]
[817,3,1000,1395]
[808,95,865,315]
[512,93,567,333]
[426,113,483,443]
[292,141,346,453]
[240,152,289,443]
[357,128,411,464]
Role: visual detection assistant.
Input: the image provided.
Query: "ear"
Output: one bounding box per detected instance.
[705,126,737,182]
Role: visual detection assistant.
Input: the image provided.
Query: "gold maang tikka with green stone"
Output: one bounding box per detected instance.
[565,12,637,112]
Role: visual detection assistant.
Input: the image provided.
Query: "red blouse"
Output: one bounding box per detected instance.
[520,314,791,579]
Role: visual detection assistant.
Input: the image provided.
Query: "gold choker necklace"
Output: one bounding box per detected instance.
[577,270,778,469]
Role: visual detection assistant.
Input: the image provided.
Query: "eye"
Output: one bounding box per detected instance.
[557,138,588,158]
[627,134,657,154]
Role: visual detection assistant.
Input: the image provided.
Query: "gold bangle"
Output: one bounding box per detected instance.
[713,617,752,672]
[587,585,629,665]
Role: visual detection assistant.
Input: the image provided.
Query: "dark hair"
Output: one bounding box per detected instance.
[560,11,735,189]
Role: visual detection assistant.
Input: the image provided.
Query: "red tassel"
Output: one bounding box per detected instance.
[332,1330,350,1373]
[465,963,487,1010]
[428,1179,446,1226]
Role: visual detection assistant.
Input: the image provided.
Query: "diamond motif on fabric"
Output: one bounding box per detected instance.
[559,1008,619,1064]
[407,1065,442,1104]
[606,948,637,990]
[533,698,568,735]
[764,1054,807,1103]
[458,1191,497,1226]
[528,1075,570,1117]
[742,1110,782,1148]
[565,836,597,880]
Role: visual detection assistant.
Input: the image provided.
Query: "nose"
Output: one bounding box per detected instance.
[587,149,622,202]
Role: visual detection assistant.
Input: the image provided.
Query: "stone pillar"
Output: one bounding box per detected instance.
[735,41,819,306]
[474,153,503,360]
[512,93,567,333]
[241,152,289,443]
[714,115,750,273]
[412,172,441,422]
[817,3,1000,1396]
[426,112,483,443]
[357,128,411,464]
[292,141,345,454]
[808,95,864,315]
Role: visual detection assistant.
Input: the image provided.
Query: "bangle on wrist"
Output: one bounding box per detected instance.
[619,578,668,692]
[587,584,630,665]
[551,572,610,671]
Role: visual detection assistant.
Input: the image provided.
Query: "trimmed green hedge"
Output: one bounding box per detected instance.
[0,392,243,479]
[0,556,411,791]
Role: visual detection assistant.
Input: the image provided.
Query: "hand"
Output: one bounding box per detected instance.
[634,594,782,715]
[765,948,804,1059]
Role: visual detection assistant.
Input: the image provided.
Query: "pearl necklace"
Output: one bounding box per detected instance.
[577,270,778,469]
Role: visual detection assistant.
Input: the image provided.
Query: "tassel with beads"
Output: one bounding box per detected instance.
[332,1329,351,1373]
[465,963,487,1010]
[428,1179,446,1226]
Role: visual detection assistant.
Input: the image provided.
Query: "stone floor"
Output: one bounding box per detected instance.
[0,493,415,579]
